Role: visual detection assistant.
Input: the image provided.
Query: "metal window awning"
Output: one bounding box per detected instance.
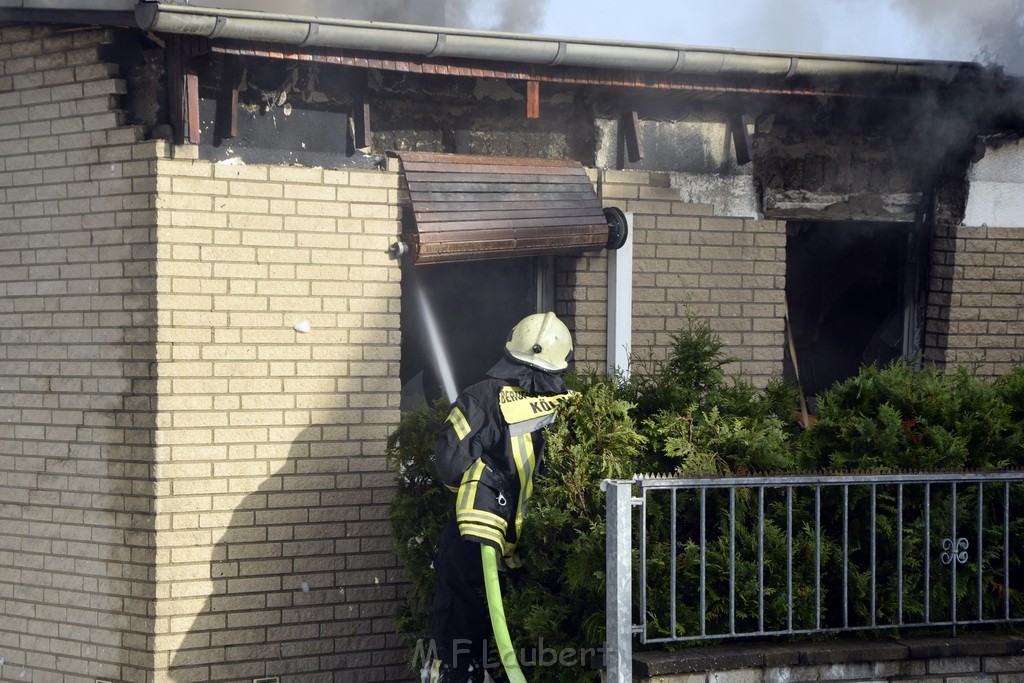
[392,152,625,265]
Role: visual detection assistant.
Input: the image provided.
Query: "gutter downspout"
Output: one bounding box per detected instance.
[134,1,974,84]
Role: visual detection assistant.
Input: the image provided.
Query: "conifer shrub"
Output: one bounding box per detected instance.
[387,317,1024,681]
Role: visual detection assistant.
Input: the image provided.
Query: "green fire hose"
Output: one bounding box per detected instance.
[481,545,527,683]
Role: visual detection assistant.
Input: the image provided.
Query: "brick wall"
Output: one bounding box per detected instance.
[561,170,786,385]
[151,151,405,682]
[0,25,157,683]
[925,224,1024,376]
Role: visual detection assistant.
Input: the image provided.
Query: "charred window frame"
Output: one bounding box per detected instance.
[188,52,380,168]
[784,220,934,405]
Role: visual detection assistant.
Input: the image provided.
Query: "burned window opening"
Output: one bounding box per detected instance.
[785,221,917,406]
[190,55,381,167]
[400,257,542,410]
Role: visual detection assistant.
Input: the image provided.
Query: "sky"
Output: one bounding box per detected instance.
[536,0,934,60]
[198,0,1024,74]
[535,0,1024,73]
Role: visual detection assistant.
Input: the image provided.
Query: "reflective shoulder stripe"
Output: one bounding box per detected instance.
[498,387,574,425]
[446,406,471,440]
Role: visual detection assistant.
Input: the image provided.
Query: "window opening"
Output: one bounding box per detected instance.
[785,221,912,407]
[400,257,545,410]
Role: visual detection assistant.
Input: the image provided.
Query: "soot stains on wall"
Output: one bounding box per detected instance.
[371,71,596,162]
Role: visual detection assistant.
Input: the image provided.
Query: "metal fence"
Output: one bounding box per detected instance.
[604,471,1024,682]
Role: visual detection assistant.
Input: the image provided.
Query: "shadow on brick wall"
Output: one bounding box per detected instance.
[167,424,409,682]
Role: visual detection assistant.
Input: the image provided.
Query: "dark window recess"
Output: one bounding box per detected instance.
[785,221,910,402]
[195,58,378,168]
[197,96,344,166]
[400,258,537,410]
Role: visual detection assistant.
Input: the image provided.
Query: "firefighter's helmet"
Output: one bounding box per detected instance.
[505,312,573,372]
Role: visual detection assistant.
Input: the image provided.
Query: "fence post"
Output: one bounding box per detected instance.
[605,479,633,683]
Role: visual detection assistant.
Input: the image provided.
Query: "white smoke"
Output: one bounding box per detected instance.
[446,0,548,33]
[190,0,548,33]
[697,0,1024,73]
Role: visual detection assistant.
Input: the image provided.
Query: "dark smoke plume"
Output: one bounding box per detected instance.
[193,0,547,33]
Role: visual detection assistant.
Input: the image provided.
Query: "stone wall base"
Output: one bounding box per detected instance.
[628,635,1024,683]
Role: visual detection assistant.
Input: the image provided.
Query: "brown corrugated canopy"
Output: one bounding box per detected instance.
[395,152,608,265]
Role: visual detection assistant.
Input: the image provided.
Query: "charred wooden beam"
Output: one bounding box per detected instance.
[354,70,372,149]
[167,35,206,146]
[214,56,240,147]
[526,80,540,119]
[623,110,645,163]
[731,113,753,166]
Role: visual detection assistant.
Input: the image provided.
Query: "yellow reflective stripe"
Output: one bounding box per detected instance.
[446,407,471,440]
[458,521,506,548]
[456,509,508,533]
[457,459,485,514]
[510,433,536,544]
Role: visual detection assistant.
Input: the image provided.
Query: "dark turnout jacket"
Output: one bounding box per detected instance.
[433,357,573,568]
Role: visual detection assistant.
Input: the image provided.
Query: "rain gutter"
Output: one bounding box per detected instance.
[133,1,976,84]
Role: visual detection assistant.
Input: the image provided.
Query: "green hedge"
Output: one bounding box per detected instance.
[387,316,1024,682]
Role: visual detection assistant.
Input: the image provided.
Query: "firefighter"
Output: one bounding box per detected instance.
[426,312,575,683]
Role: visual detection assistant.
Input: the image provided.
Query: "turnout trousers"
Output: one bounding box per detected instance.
[429,519,491,682]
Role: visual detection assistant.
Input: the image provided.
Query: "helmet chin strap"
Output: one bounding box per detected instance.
[481,545,528,683]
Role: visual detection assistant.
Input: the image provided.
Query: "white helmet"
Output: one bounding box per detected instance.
[505,312,573,372]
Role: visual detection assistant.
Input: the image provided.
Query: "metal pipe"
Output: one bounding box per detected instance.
[729,488,736,635]
[787,486,793,631]
[135,1,974,83]
[897,484,904,625]
[640,487,648,642]
[843,485,849,628]
[951,482,959,636]
[815,485,822,630]
[925,483,931,624]
[670,488,677,640]
[1005,482,1011,620]
[604,480,633,683]
[977,482,984,621]
[870,484,877,628]
[758,486,765,634]
[699,488,706,637]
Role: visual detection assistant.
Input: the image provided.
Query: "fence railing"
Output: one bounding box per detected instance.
[604,471,1024,683]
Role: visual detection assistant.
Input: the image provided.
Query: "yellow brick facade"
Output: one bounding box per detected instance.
[151,152,404,682]
[7,20,1021,683]
[560,170,787,385]
[0,24,157,683]
[0,28,787,682]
